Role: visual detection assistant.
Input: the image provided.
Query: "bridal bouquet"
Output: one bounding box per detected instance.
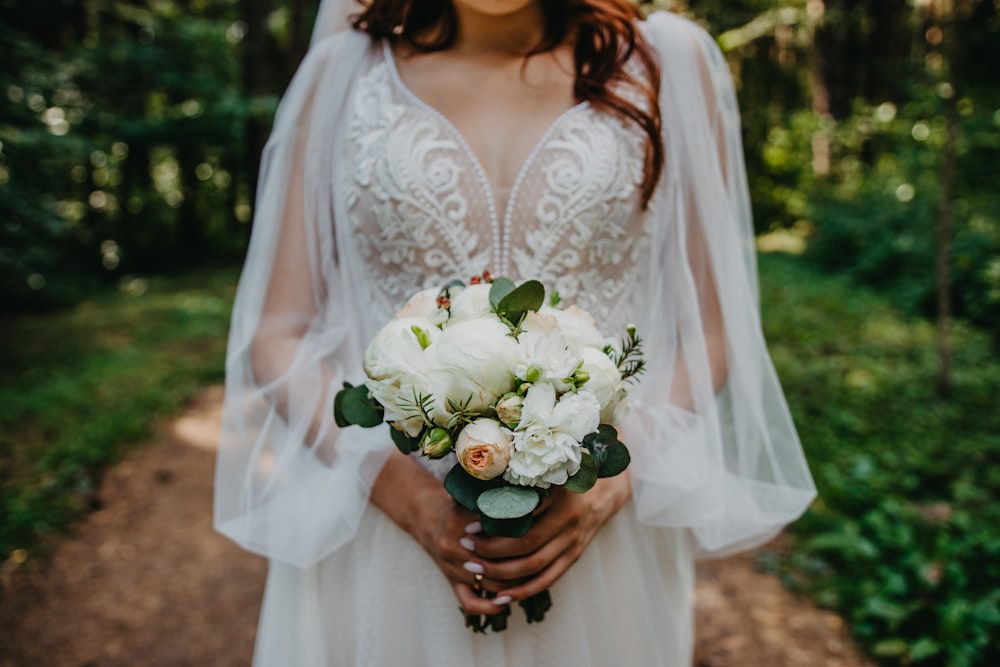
[334,273,644,632]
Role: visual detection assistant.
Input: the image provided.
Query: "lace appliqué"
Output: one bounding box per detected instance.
[341,48,653,330]
[345,61,491,320]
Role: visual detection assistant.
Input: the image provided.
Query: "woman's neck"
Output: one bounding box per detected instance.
[450,2,546,56]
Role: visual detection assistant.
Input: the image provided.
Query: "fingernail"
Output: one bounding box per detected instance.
[462,561,485,574]
[492,595,512,606]
[459,537,476,551]
[465,521,482,534]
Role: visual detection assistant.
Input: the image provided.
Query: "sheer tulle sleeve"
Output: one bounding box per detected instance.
[622,12,815,557]
[213,32,395,568]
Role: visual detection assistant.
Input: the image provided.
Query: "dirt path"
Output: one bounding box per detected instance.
[0,387,872,667]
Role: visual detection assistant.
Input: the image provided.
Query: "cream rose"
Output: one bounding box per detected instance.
[455,418,512,480]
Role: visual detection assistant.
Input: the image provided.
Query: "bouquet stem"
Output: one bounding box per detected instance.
[462,589,551,633]
[518,589,552,624]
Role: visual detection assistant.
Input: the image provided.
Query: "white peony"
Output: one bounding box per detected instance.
[579,346,627,424]
[395,287,441,320]
[363,317,446,435]
[514,329,582,393]
[432,316,520,413]
[447,283,493,323]
[455,418,512,480]
[504,383,601,488]
[541,304,606,351]
[363,317,438,382]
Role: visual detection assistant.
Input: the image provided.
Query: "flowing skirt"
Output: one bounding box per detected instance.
[252,501,695,666]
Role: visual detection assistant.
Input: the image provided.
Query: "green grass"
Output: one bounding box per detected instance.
[0,268,238,554]
[758,252,1000,667]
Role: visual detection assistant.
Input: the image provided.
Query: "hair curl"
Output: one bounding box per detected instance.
[352,0,664,209]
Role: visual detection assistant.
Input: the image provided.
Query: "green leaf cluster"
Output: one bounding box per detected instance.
[759,253,1000,667]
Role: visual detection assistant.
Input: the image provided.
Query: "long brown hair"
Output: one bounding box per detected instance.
[352,0,664,209]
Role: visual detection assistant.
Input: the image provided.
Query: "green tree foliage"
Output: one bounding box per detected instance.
[0,0,286,309]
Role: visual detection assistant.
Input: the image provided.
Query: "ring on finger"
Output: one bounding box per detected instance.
[472,572,484,595]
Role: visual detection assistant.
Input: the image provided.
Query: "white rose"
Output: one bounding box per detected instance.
[396,287,440,319]
[541,304,605,350]
[580,347,626,424]
[447,283,493,323]
[503,383,601,488]
[432,316,520,413]
[514,329,582,393]
[455,418,512,480]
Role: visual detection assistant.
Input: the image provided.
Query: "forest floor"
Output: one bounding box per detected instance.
[0,387,874,667]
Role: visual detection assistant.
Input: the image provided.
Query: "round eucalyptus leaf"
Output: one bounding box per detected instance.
[489,278,516,309]
[596,440,631,478]
[564,452,598,493]
[477,485,540,519]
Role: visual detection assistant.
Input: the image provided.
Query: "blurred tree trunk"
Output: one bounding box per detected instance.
[288,0,312,78]
[933,0,958,397]
[807,1,831,178]
[241,0,274,201]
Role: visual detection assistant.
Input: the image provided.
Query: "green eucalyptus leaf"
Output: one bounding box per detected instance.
[337,383,385,428]
[444,464,499,512]
[481,514,533,538]
[390,426,419,455]
[583,424,620,466]
[596,440,631,478]
[477,485,539,519]
[564,451,598,493]
[489,277,516,309]
[333,382,355,428]
[496,280,544,323]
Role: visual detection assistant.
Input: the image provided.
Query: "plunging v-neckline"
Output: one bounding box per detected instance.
[381,41,589,274]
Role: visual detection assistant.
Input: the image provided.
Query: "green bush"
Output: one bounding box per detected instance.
[760,253,1000,666]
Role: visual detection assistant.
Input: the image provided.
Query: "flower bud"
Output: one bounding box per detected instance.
[495,393,524,428]
[572,368,591,387]
[419,427,453,458]
[410,325,432,350]
[523,364,542,384]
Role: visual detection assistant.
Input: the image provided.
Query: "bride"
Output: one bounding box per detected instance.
[214,0,816,664]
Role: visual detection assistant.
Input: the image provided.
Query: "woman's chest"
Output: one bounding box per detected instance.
[338,50,654,327]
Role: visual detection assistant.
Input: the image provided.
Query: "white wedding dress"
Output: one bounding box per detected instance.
[214,11,815,667]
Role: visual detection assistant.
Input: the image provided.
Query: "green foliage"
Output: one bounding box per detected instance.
[760,253,1000,666]
[0,267,237,555]
[0,2,264,310]
[805,96,1000,337]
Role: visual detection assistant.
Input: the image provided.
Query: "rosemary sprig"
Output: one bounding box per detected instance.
[605,325,646,384]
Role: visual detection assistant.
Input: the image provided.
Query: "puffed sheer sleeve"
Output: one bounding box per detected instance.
[622,13,815,557]
[214,32,395,567]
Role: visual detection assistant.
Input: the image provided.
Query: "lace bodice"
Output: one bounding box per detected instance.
[341,42,653,331]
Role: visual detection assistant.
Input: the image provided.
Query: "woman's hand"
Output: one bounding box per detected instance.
[369,451,504,615]
[464,471,632,604]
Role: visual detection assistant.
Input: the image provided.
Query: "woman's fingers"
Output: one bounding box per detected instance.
[494,551,579,603]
